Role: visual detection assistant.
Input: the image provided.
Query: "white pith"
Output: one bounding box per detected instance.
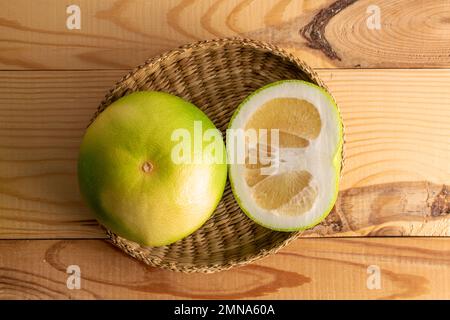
[228,81,341,230]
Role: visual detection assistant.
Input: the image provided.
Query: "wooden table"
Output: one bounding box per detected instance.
[1,0,450,299]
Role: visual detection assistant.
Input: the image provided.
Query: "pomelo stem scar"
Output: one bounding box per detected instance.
[142,161,153,173]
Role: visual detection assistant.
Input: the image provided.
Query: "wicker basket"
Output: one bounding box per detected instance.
[94,38,334,273]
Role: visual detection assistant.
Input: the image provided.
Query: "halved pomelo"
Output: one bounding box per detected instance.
[227,80,343,231]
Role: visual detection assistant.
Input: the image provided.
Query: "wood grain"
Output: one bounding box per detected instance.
[2,0,450,70]
[0,69,449,239]
[1,238,450,299]
[0,71,120,239]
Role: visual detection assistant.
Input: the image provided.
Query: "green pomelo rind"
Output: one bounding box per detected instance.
[78,91,227,246]
[227,80,343,232]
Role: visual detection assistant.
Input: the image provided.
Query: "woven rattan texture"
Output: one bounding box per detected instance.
[94,38,334,273]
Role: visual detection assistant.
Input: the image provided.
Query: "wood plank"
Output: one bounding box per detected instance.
[0,71,119,239]
[2,0,450,70]
[1,238,450,299]
[305,69,450,236]
[0,69,449,239]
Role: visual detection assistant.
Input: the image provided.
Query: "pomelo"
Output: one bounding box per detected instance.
[78,91,227,246]
[227,80,343,231]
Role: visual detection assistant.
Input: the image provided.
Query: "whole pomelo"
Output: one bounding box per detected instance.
[78,91,227,247]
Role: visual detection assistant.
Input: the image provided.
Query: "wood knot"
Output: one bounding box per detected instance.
[430,185,450,217]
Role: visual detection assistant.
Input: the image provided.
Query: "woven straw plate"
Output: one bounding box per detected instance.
[93,38,336,273]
